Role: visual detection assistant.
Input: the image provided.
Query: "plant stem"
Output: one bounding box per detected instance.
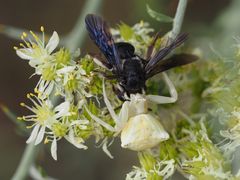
[11,142,38,180]
[63,0,103,51]
[171,0,188,38]
[11,1,103,179]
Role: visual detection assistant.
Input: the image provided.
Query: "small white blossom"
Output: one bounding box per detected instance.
[19,93,71,160]
[219,108,240,157]
[16,28,59,71]
[55,64,92,100]
[126,159,175,180]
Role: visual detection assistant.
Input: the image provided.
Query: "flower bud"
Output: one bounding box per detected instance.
[121,114,169,151]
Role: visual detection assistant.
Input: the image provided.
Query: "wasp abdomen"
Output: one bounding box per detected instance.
[122,59,146,94]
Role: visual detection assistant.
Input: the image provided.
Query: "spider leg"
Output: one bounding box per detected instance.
[102,79,119,125]
[84,106,115,132]
[146,72,178,104]
[103,80,130,133]
[116,101,129,133]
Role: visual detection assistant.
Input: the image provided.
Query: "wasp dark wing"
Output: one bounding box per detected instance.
[85,14,121,72]
[145,31,161,61]
[146,53,198,79]
[88,52,112,69]
[145,33,188,73]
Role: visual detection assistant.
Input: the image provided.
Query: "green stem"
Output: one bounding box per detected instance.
[63,0,103,51]
[11,1,103,179]
[11,143,39,180]
[171,0,188,38]
[0,24,30,41]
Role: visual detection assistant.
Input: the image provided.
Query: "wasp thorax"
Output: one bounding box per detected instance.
[120,114,169,151]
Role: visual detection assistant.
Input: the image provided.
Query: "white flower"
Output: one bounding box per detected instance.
[126,159,175,180]
[55,65,92,100]
[20,93,71,160]
[219,108,240,157]
[65,120,89,150]
[15,27,60,98]
[16,27,59,71]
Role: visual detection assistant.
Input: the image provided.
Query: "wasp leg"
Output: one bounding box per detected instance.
[112,85,127,101]
[93,70,117,80]
[146,72,178,104]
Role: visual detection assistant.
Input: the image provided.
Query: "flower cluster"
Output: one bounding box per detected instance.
[126,152,175,180]
[16,27,111,160]
[111,21,154,56]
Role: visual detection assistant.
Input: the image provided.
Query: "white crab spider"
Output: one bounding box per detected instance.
[86,72,177,151]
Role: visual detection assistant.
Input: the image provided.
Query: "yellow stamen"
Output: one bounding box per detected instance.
[23,32,27,37]
[40,26,44,32]
[34,88,40,94]
[30,30,38,40]
[44,137,49,144]
[26,125,35,129]
[17,117,23,120]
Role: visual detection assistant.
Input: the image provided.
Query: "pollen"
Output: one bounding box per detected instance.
[40,26,44,32]
[22,32,27,37]
[17,117,23,120]
[44,137,49,144]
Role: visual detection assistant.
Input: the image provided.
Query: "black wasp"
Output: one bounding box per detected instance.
[85,14,197,100]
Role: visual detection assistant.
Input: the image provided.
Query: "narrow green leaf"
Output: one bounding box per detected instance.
[146,4,173,23]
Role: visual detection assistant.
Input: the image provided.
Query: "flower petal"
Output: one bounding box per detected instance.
[16,48,34,60]
[34,126,45,145]
[54,101,70,118]
[70,120,89,126]
[102,138,114,159]
[51,138,57,160]
[46,31,59,54]
[65,128,88,149]
[57,66,75,74]
[26,124,40,144]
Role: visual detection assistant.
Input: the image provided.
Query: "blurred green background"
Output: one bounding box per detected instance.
[0,0,237,179]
